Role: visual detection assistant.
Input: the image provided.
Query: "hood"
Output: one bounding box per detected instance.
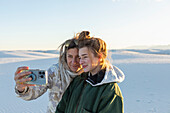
[86,64,125,86]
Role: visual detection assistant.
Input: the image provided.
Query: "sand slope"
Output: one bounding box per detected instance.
[0,50,170,113]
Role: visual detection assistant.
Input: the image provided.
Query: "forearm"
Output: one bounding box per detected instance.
[15,85,48,100]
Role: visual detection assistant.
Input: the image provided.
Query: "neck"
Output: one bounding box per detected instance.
[90,65,102,76]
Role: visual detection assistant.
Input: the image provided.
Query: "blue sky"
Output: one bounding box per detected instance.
[0,0,170,50]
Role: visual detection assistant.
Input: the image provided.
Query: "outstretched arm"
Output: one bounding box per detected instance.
[14,66,53,100]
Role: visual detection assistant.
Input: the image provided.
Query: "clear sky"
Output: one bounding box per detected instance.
[0,0,170,50]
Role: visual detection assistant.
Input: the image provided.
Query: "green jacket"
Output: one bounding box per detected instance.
[56,64,125,113]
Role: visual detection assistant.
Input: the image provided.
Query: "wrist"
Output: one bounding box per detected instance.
[16,86,25,92]
[15,85,28,94]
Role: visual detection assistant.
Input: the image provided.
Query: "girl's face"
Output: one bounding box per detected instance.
[79,47,101,75]
[66,48,81,72]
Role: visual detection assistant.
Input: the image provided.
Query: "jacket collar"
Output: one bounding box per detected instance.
[86,68,106,85]
[86,63,125,86]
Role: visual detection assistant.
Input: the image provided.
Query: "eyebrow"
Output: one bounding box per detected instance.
[67,54,73,56]
[80,53,88,56]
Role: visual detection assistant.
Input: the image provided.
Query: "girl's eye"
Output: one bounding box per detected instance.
[84,56,88,58]
[79,56,88,60]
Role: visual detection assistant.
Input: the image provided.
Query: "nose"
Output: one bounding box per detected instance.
[72,58,79,65]
[79,59,84,65]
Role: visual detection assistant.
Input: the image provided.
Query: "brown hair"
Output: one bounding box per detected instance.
[58,37,78,70]
[77,31,108,69]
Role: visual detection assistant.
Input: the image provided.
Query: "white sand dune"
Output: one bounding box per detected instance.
[0,50,170,113]
[0,50,58,64]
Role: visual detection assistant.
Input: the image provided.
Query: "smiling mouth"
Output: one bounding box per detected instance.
[72,65,79,68]
[82,65,87,69]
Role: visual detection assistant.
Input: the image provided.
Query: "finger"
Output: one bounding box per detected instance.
[17,77,32,83]
[14,71,31,81]
[25,84,36,86]
[16,80,35,87]
[15,66,29,75]
[14,71,32,81]
[16,84,35,91]
[15,66,29,76]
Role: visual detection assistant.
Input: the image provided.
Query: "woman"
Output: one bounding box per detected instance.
[55,31,125,113]
[14,37,83,113]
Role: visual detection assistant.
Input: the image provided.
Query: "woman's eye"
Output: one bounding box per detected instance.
[68,55,73,58]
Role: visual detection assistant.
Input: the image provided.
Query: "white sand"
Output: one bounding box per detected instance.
[0,50,170,113]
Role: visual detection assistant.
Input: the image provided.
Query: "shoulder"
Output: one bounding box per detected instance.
[48,63,59,71]
[69,72,88,87]
[101,83,123,99]
[48,63,60,72]
[72,72,87,82]
[47,63,60,77]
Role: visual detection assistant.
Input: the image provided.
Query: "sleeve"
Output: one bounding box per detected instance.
[15,64,56,101]
[97,84,124,113]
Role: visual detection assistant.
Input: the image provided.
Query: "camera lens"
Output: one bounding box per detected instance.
[40,75,44,78]
[28,74,36,81]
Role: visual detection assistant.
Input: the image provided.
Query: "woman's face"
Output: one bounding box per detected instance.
[66,48,81,72]
[79,47,101,75]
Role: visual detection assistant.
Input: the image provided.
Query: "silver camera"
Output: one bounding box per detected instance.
[24,69,48,85]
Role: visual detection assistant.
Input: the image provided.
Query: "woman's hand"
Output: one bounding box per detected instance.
[14,66,35,92]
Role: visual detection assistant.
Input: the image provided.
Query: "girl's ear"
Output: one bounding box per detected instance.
[99,53,103,62]
[99,58,102,62]
[99,53,103,58]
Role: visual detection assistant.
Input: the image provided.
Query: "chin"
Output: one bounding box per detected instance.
[83,69,89,72]
[71,68,78,72]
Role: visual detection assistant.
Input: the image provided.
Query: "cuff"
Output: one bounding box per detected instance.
[15,85,29,95]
